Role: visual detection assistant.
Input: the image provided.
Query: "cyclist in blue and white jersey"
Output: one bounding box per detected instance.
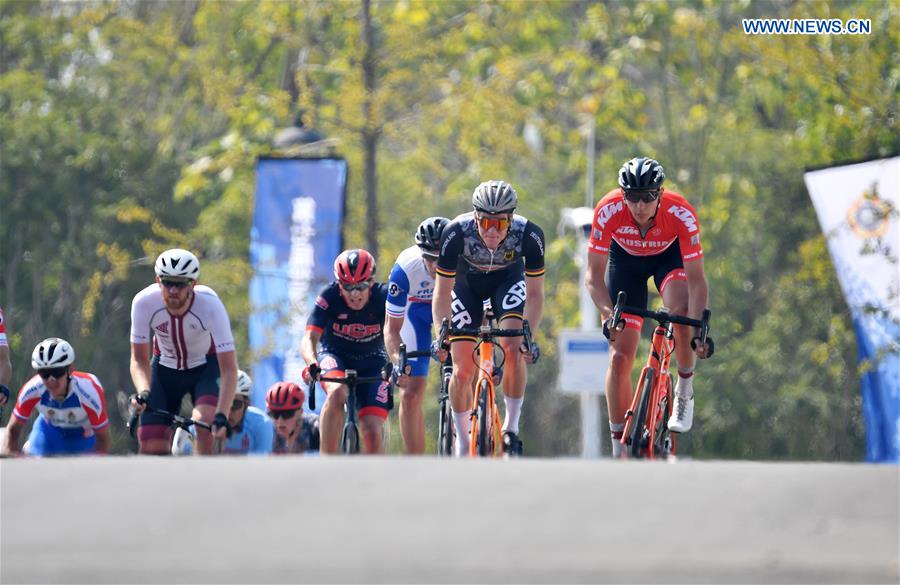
[384,217,449,454]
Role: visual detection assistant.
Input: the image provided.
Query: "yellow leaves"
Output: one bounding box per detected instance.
[116,205,153,224]
[81,242,132,335]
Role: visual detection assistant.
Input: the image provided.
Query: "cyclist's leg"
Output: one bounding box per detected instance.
[654,246,696,431]
[398,305,431,454]
[605,242,649,455]
[357,365,392,454]
[490,268,528,437]
[317,353,349,454]
[448,277,484,457]
[138,359,185,454]
[191,356,220,455]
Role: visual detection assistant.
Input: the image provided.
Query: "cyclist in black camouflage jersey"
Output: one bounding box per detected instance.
[432,180,545,457]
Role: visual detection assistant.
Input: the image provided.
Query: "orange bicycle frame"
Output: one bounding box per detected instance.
[468,336,503,457]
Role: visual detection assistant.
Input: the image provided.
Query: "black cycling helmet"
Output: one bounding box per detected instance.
[414,217,450,252]
[618,157,665,191]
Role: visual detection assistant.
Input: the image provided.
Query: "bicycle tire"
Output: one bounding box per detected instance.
[438,399,453,456]
[341,424,360,454]
[475,379,490,457]
[629,370,654,458]
[652,376,673,457]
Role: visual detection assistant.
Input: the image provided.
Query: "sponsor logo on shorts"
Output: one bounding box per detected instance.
[502,281,527,310]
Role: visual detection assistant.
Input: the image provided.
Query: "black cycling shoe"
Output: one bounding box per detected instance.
[502,431,524,457]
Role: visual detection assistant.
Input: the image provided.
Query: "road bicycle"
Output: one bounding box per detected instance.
[308,367,389,455]
[439,311,534,457]
[126,401,217,455]
[398,339,454,456]
[608,291,711,459]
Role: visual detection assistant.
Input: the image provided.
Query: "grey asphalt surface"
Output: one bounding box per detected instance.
[1,457,898,584]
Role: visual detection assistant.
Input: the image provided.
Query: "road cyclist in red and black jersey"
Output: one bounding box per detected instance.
[432,180,545,457]
[129,248,239,455]
[585,157,714,457]
[300,249,393,455]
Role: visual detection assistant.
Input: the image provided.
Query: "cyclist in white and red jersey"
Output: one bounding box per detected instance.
[0,307,11,408]
[3,338,110,456]
[585,157,713,457]
[129,248,239,455]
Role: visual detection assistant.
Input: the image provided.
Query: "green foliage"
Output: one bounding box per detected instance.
[2,0,896,458]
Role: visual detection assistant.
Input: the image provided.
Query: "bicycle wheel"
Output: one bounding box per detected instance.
[341,424,360,454]
[475,379,490,457]
[652,375,673,457]
[629,370,654,458]
[437,398,453,456]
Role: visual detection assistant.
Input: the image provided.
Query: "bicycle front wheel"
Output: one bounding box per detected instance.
[629,370,654,458]
[652,374,675,457]
[475,380,490,457]
[341,424,360,454]
[438,398,453,456]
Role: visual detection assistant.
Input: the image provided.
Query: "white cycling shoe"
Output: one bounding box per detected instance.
[667,393,694,433]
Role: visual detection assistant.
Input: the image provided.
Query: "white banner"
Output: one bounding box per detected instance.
[804,156,899,462]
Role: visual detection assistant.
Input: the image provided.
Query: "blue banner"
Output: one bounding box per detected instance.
[249,157,347,412]
[805,157,899,462]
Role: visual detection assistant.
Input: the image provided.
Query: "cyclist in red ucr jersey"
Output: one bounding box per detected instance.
[300,249,391,454]
[0,307,11,408]
[585,157,713,457]
[4,338,110,456]
[129,248,239,455]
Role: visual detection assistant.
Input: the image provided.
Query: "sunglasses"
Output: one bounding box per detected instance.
[623,189,661,204]
[475,214,511,231]
[160,278,192,289]
[38,366,68,379]
[268,409,299,420]
[230,399,249,412]
[421,253,439,262]
[340,281,372,292]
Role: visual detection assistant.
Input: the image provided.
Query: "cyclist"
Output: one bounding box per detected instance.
[223,370,274,455]
[384,216,450,454]
[432,180,545,457]
[3,338,110,456]
[0,307,10,408]
[300,249,392,455]
[584,157,713,457]
[266,381,320,455]
[129,248,239,455]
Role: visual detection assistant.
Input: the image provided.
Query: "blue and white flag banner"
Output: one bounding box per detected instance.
[249,158,347,412]
[804,156,899,462]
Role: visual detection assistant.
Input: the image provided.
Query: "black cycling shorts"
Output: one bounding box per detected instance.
[140,355,220,431]
[605,240,686,312]
[450,264,526,335]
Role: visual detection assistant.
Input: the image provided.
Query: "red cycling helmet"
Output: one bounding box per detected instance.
[265,381,305,412]
[333,249,376,284]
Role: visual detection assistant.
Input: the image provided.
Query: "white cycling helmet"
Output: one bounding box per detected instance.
[236,369,253,399]
[472,180,518,214]
[154,248,200,280]
[32,337,76,369]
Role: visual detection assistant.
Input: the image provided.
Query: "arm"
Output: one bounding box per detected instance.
[129,342,152,394]
[0,345,10,407]
[432,276,453,337]
[3,416,23,455]
[384,314,405,365]
[215,350,238,415]
[683,258,709,322]
[524,275,544,330]
[94,426,111,454]
[301,328,322,378]
[584,251,613,320]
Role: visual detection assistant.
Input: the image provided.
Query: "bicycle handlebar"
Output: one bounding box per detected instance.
[127,403,213,438]
[307,368,389,411]
[398,343,433,377]
[611,291,711,346]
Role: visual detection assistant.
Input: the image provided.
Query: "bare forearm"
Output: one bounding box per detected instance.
[216,355,238,413]
[129,357,151,392]
[5,422,22,455]
[301,334,319,365]
[0,347,11,387]
[384,319,404,364]
[432,280,453,335]
[95,429,111,454]
[585,274,612,319]
[688,280,709,321]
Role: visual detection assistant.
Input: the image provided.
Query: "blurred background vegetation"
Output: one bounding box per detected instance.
[1,0,897,458]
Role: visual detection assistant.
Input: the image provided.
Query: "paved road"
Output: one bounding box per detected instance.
[2,457,898,584]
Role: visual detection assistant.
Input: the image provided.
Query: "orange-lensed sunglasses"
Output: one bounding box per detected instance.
[475,214,511,231]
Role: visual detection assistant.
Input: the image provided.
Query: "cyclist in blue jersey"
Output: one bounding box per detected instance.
[222,370,273,455]
[300,249,392,454]
[384,217,450,454]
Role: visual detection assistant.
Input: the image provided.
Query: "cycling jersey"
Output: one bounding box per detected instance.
[588,189,704,261]
[436,213,546,278]
[307,282,389,360]
[387,246,435,377]
[130,283,236,370]
[386,246,435,317]
[223,406,274,455]
[13,371,109,434]
[0,306,7,346]
[273,412,320,454]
